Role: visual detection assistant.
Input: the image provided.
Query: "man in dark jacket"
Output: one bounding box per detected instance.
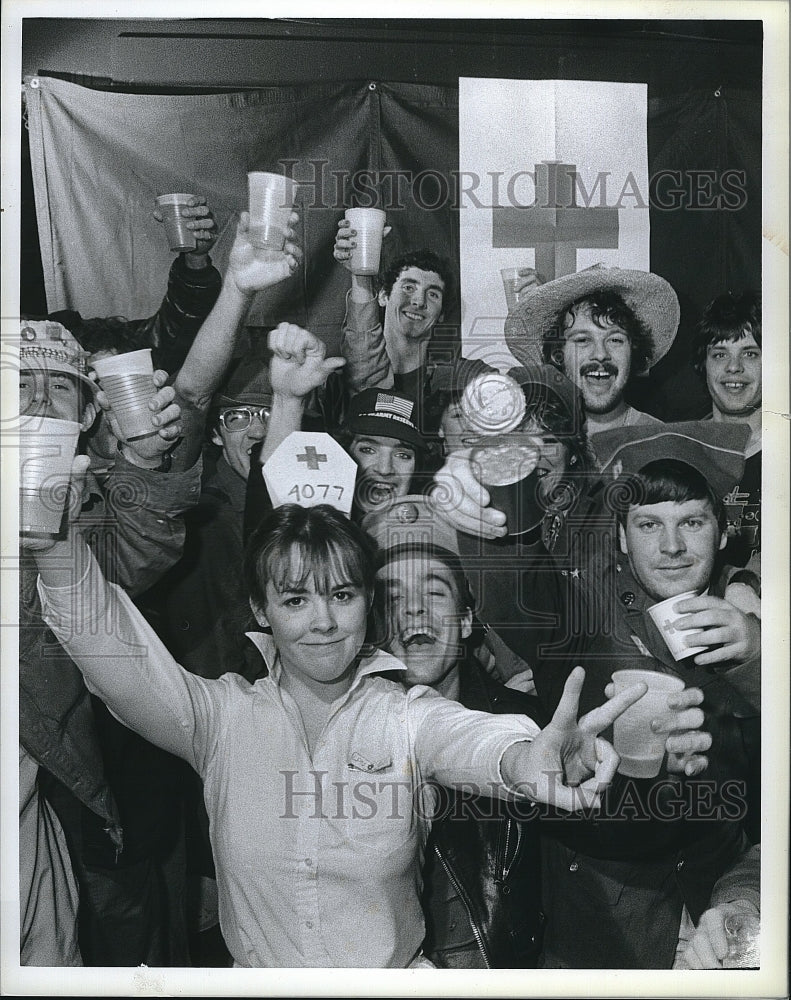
[367,496,710,969]
[18,318,199,965]
[49,196,222,476]
[367,499,546,968]
[531,422,760,968]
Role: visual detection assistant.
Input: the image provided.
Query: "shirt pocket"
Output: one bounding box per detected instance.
[340,744,418,856]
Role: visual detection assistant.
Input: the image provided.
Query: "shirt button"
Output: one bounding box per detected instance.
[621,591,636,607]
[304,858,313,867]
[569,861,579,873]
[306,920,314,929]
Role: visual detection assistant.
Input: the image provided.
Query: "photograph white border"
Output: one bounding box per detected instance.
[2,2,788,997]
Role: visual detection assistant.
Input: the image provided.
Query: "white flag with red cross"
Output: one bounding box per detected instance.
[458,77,650,369]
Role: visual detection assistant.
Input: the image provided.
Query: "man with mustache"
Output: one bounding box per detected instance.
[505,265,680,438]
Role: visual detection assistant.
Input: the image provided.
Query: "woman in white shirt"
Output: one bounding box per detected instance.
[32,498,642,968]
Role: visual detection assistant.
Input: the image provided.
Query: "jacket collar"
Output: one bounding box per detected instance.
[244,631,407,691]
[210,457,248,513]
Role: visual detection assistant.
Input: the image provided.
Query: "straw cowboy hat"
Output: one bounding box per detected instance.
[504,264,681,372]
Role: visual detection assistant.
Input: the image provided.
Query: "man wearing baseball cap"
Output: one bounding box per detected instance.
[530,421,760,969]
[337,385,428,515]
[243,324,431,539]
[505,264,680,437]
[17,318,200,966]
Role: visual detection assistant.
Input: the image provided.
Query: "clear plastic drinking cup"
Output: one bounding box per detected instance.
[19,416,81,537]
[91,348,158,441]
[344,208,386,275]
[247,172,297,251]
[647,591,707,660]
[611,669,685,778]
[155,194,197,252]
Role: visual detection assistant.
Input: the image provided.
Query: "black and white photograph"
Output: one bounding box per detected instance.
[1,3,788,997]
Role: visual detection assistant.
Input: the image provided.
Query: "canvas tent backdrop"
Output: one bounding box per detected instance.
[23,74,760,420]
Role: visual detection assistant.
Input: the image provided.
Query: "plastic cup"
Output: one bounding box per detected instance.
[344,208,386,275]
[647,591,707,661]
[155,194,197,252]
[247,172,297,251]
[500,267,529,314]
[722,911,760,968]
[91,349,158,441]
[611,669,685,778]
[19,416,81,537]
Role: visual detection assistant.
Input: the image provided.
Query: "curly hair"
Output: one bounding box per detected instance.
[379,250,455,303]
[692,290,761,376]
[543,290,654,378]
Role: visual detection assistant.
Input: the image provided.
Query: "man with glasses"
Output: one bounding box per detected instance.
[150,347,275,682]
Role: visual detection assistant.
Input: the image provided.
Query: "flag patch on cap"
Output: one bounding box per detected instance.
[375,393,414,420]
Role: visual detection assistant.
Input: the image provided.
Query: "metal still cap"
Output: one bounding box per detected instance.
[459,372,526,435]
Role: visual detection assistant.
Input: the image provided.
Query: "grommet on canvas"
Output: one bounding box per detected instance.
[30,78,40,89]
[714,85,722,97]
[368,82,377,91]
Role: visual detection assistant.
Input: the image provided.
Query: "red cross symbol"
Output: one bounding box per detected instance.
[297,446,328,470]
[493,161,620,281]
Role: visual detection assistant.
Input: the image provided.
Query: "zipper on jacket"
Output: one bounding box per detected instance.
[499,818,522,883]
[434,842,492,969]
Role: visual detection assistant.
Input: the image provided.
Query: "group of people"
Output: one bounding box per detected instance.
[17,195,762,971]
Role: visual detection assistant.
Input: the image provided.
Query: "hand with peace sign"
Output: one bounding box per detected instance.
[501,666,647,812]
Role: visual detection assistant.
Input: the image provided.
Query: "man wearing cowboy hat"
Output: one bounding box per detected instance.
[530,421,760,968]
[505,264,680,437]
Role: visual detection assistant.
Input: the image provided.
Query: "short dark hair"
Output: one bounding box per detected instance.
[372,542,475,655]
[376,542,475,614]
[518,385,595,479]
[613,459,726,533]
[692,290,761,375]
[543,290,654,378]
[379,250,454,303]
[244,504,378,614]
[66,315,149,358]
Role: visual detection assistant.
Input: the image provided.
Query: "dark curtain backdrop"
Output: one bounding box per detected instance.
[24,75,760,419]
